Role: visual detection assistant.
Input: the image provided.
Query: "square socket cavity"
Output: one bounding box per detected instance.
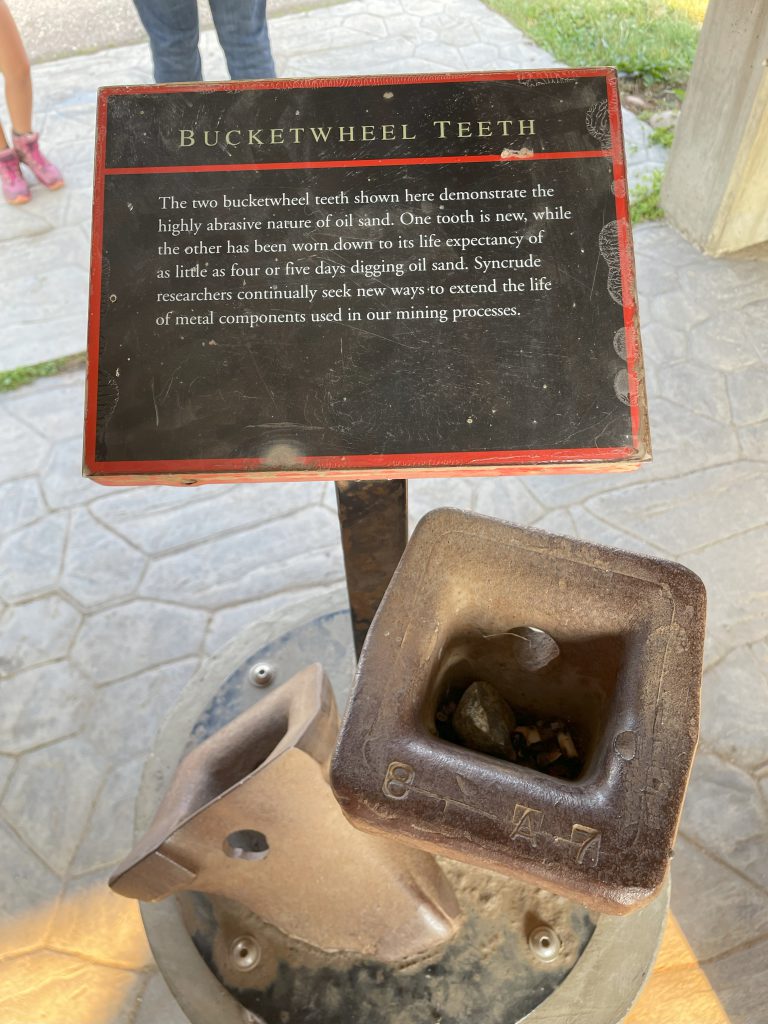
[331,509,706,914]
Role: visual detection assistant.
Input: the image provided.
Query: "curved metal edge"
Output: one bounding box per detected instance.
[136,590,668,1024]
[523,876,669,1024]
[139,591,349,1024]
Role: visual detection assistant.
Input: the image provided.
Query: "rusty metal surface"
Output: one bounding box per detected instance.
[130,599,668,1024]
[183,858,599,1024]
[332,508,706,915]
[335,478,408,658]
[110,663,460,962]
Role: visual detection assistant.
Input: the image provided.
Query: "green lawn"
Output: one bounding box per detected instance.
[484,0,707,85]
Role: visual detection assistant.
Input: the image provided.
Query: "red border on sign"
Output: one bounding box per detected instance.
[85,69,643,482]
[104,151,609,175]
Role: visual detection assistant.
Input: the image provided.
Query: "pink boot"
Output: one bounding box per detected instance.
[0,147,30,204]
[13,132,64,190]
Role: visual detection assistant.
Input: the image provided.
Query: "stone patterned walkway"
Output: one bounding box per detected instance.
[0,2,766,1023]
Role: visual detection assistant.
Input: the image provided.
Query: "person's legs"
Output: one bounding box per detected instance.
[0,0,33,137]
[132,0,202,83]
[208,0,275,80]
[0,0,61,202]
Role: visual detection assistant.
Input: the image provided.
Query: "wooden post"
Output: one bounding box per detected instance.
[662,1,768,256]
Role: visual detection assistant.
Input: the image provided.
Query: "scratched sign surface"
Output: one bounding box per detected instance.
[85,70,648,484]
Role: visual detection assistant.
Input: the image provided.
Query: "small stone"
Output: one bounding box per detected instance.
[452,681,516,759]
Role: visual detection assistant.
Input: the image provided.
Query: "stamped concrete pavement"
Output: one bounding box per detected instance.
[0,2,766,1022]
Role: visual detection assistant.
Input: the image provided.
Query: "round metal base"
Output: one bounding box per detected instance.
[135,591,668,1024]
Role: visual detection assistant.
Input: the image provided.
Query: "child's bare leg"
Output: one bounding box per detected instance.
[0,2,62,192]
[0,1,33,135]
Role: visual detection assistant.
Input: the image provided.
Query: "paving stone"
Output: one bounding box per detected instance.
[701,643,768,772]
[384,13,438,41]
[0,478,47,535]
[0,755,15,797]
[738,419,768,461]
[0,821,61,958]
[42,437,102,509]
[705,937,768,1024]
[7,372,87,440]
[670,835,768,962]
[585,463,768,556]
[1,264,89,338]
[50,865,153,970]
[0,660,87,756]
[408,477,478,527]
[649,289,710,335]
[0,408,50,485]
[71,601,207,683]
[635,320,688,367]
[655,361,732,423]
[49,864,153,966]
[71,758,145,876]
[205,583,342,654]
[678,258,768,317]
[91,481,234,531]
[0,205,51,243]
[0,512,68,602]
[632,221,699,267]
[683,525,768,653]
[0,316,85,373]
[411,41,464,69]
[0,596,81,679]
[272,17,371,55]
[690,307,766,372]
[726,366,768,426]
[524,470,630,509]
[641,397,740,480]
[86,658,197,765]
[60,509,146,607]
[342,11,388,36]
[534,508,578,537]
[0,950,144,1024]
[0,225,83,284]
[470,478,546,525]
[92,480,321,555]
[321,480,338,512]
[140,508,341,608]
[134,971,191,1024]
[2,736,105,876]
[568,505,670,560]
[681,752,768,892]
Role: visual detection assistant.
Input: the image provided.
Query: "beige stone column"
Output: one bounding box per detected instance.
[661,0,768,256]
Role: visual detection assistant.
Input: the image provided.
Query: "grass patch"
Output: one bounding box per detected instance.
[484,0,706,86]
[630,169,665,223]
[648,123,675,147]
[0,353,86,393]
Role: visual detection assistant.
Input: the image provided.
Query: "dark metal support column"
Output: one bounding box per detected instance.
[335,479,408,659]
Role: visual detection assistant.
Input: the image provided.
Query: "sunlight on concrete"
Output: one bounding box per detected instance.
[0,881,151,1024]
[628,914,730,1024]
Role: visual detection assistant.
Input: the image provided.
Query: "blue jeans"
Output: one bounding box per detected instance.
[133,0,275,83]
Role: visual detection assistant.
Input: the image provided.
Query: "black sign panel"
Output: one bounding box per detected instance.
[85,70,649,483]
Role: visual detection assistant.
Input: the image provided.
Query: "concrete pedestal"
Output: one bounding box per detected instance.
[662,0,768,255]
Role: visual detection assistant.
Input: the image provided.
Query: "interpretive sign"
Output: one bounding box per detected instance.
[85,70,649,484]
